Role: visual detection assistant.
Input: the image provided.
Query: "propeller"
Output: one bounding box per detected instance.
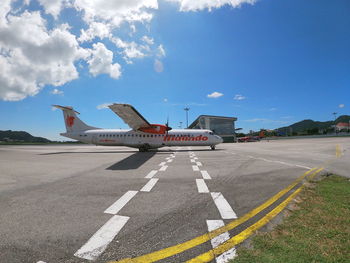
[165,116,172,134]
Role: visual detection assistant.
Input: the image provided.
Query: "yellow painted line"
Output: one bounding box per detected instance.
[111,168,320,263]
[336,144,342,158]
[307,167,324,181]
[186,185,306,263]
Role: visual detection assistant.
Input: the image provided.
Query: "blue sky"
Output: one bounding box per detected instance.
[0,0,349,140]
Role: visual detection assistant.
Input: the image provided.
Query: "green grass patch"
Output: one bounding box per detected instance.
[232,175,350,263]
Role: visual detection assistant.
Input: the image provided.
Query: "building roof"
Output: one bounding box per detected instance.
[189,115,237,129]
[336,122,350,127]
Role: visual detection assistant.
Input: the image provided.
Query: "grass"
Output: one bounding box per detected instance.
[232,175,350,263]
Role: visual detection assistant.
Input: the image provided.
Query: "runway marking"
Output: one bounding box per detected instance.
[186,181,311,263]
[227,151,312,170]
[145,170,158,179]
[196,179,210,193]
[74,215,129,261]
[193,157,198,160]
[211,192,237,219]
[308,167,324,180]
[159,162,166,166]
[167,159,173,163]
[112,168,323,263]
[196,162,203,167]
[190,159,196,163]
[140,178,159,192]
[295,164,312,169]
[200,170,212,180]
[104,191,138,215]
[192,165,200,171]
[336,144,342,157]
[206,220,236,263]
[159,165,168,171]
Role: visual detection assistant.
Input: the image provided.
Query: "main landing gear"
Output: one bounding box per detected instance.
[139,143,151,152]
[210,145,216,150]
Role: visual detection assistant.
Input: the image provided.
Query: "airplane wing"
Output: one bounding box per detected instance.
[108,103,151,130]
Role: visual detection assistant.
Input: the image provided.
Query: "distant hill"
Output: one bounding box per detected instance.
[0,130,51,143]
[277,115,350,134]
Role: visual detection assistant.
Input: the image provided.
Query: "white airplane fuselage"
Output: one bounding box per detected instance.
[61,128,223,149]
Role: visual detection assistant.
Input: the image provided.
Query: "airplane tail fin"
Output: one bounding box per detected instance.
[53,105,99,133]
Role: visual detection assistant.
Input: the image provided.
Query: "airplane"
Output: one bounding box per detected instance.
[53,104,223,152]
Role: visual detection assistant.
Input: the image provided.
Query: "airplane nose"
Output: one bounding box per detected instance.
[215,135,223,143]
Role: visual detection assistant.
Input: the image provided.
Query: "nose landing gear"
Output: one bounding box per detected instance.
[210,145,216,150]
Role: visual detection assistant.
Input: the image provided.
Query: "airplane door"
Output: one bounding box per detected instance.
[92,135,98,144]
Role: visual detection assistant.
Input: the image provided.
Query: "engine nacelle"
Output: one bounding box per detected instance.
[138,124,172,134]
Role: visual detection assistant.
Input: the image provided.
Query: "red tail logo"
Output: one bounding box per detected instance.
[66,116,75,127]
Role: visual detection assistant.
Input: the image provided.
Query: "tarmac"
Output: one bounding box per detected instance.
[0,137,348,263]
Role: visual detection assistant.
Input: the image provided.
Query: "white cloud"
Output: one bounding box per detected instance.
[51,88,64,95]
[154,59,164,73]
[163,98,168,102]
[269,107,277,111]
[0,0,12,27]
[168,0,256,12]
[97,102,112,109]
[141,35,154,45]
[73,0,158,27]
[112,37,148,63]
[0,11,87,101]
[207,91,223,98]
[339,104,345,108]
[234,94,246,100]
[0,0,258,102]
[78,22,111,42]
[157,44,166,57]
[37,0,69,19]
[87,42,121,79]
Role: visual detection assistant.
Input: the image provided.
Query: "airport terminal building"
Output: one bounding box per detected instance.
[189,115,237,142]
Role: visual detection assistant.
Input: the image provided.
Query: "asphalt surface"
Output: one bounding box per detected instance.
[0,137,348,263]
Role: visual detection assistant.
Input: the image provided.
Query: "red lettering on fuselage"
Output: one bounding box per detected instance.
[163,135,208,142]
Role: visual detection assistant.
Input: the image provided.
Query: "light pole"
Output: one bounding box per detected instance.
[333,112,337,134]
[184,107,190,128]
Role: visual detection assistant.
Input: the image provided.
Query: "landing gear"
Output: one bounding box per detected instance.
[139,143,151,152]
[138,148,148,152]
[210,145,216,150]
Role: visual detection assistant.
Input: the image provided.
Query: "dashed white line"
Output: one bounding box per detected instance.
[74,215,129,261]
[200,170,212,180]
[211,192,237,219]
[104,191,138,215]
[167,159,173,163]
[206,220,236,263]
[196,179,210,193]
[190,159,196,163]
[196,162,202,166]
[192,165,200,171]
[159,162,166,166]
[140,178,159,192]
[159,165,168,171]
[145,170,158,179]
[193,157,198,160]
